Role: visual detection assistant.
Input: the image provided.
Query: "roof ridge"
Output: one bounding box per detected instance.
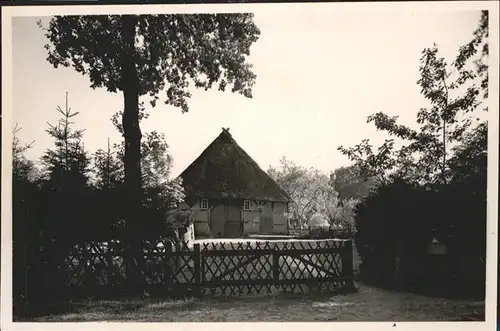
[179,129,292,202]
[226,134,292,201]
[179,129,234,178]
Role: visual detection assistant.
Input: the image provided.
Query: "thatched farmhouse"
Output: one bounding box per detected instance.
[179,128,292,238]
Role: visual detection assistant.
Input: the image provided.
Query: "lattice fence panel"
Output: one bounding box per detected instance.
[64,245,86,288]
[198,239,350,296]
[60,239,353,299]
[201,241,275,296]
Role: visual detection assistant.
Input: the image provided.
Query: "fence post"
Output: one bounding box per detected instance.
[165,241,173,296]
[272,249,280,290]
[342,240,355,292]
[83,244,90,298]
[193,243,202,298]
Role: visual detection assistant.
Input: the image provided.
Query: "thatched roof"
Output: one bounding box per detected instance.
[179,128,292,202]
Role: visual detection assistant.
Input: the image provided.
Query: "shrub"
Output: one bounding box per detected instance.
[354,176,486,298]
[354,179,434,287]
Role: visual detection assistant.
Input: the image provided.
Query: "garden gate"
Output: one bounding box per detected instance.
[166,239,355,296]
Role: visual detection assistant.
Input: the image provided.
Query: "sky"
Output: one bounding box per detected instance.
[11,8,483,178]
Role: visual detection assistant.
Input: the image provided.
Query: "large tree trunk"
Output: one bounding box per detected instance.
[121,15,142,204]
[120,15,146,295]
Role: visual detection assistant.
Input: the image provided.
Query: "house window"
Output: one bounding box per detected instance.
[243,200,251,211]
[200,199,209,210]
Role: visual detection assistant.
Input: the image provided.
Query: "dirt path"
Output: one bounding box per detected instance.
[36,283,482,322]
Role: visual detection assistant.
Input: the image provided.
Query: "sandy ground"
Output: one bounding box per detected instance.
[34,283,483,322]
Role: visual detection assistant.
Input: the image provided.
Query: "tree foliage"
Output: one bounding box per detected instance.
[455,10,489,100]
[110,109,186,219]
[110,107,176,188]
[39,14,261,227]
[12,124,36,182]
[41,94,91,187]
[41,14,260,104]
[13,94,194,314]
[447,121,487,185]
[340,12,488,297]
[12,124,42,316]
[13,95,99,309]
[40,15,260,287]
[338,11,488,186]
[330,165,376,201]
[37,95,98,250]
[268,157,356,229]
[93,139,124,190]
[354,180,435,285]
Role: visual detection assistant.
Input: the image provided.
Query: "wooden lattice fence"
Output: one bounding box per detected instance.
[198,240,354,295]
[62,239,355,298]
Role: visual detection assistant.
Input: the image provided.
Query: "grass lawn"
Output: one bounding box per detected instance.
[30,283,483,322]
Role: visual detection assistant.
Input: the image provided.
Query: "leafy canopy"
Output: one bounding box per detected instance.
[40,14,261,111]
[338,11,488,186]
[331,165,376,201]
[268,156,357,229]
[12,124,36,182]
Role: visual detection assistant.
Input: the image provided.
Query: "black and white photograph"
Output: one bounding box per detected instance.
[1,1,498,328]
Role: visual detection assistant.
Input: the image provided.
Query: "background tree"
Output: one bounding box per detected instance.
[111,109,176,190]
[41,93,90,186]
[93,139,123,190]
[32,94,95,303]
[111,109,186,231]
[442,121,487,258]
[92,140,126,240]
[39,14,260,225]
[338,10,488,254]
[12,124,41,316]
[455,10,488,101]
[40,14,260,286]
[13,124,36,182]
[338,12,488,297]
[40,94,92,236]
[353,180,435,286]
[268,157,320,224]
[13,94,190,312]
[338,11,488,186]
[330,165,376,202]
[110,109,188,244]
[268,157,355,228]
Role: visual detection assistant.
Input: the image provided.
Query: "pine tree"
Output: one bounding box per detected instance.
[38,93,93,299]
[93,138,123,190]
